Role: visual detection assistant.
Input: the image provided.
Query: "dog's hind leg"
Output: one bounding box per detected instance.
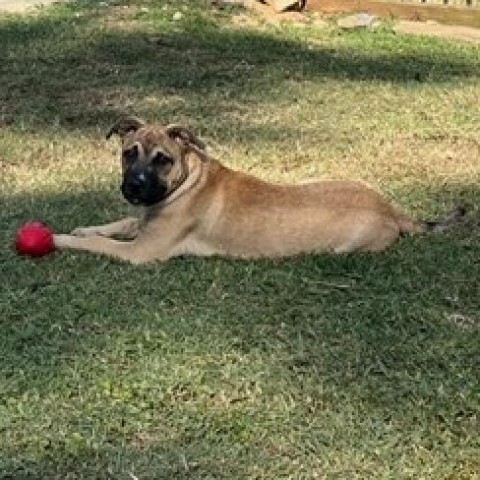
[332,215,400,254]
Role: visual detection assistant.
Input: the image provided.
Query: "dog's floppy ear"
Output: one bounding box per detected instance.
[106,116,146,140]
[165,124,207,153]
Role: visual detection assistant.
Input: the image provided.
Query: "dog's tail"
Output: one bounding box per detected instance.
[397,206,467,235]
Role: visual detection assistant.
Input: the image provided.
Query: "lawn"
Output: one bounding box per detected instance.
[0,1,479,478]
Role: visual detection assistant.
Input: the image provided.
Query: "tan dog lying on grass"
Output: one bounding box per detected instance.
[54,117,465,264]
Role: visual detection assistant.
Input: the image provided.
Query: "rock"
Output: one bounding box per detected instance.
[338,13,377,29]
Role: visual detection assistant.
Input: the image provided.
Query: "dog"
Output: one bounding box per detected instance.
[54,116,465,264]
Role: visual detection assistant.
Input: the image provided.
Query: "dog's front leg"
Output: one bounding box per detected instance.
[54,234,168,264]
[71,217,139,239]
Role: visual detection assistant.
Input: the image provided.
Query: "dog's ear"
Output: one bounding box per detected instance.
[106,116,146,140]
[165,124,207,152]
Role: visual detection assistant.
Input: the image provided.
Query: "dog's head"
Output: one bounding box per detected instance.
[106,116,208,207]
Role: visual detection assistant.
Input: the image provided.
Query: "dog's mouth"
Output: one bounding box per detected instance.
[121,180,168,207]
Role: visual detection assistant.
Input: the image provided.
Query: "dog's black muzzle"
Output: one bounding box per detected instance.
[121,168,168,207]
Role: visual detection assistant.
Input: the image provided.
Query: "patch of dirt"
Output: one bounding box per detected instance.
[394,20,480,44]
[236,1,480,44]
[232,0,330,28]
[242,0,309,24]
[102,5,142,31]
[0,0,62,13]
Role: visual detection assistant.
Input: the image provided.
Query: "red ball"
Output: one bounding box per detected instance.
[15,222,55,257]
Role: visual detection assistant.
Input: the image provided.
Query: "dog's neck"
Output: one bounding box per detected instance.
[148,152,204,211]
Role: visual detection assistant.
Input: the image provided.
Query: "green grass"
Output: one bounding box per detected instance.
[1,1,479,478]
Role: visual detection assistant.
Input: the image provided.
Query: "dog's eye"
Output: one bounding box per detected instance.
[123,145,138,164]
[152,152,173,167]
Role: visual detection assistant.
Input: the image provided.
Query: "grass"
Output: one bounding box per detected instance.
[1,1,479,478]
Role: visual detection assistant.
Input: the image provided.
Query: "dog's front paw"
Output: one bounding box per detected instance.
[71,226,101,237]
[54,234,77,248]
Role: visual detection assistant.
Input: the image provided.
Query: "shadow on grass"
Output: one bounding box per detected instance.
[0,0,479,134]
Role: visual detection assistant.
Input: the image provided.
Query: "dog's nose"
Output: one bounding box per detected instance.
[130,172,147,187]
